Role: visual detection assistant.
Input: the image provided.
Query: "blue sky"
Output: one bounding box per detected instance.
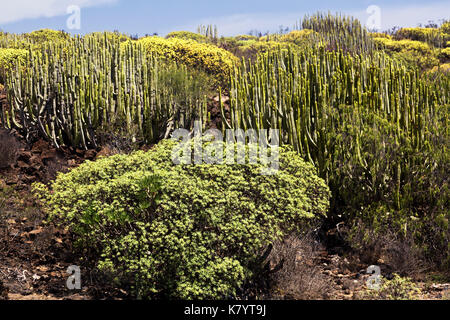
[1,0,449,36]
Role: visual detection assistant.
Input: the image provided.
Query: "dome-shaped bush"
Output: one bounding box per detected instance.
[35,138,330,299]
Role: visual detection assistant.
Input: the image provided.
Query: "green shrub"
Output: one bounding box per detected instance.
[35,138,330,299]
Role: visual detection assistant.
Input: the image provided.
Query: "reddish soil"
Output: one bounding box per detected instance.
[0,128,129,300]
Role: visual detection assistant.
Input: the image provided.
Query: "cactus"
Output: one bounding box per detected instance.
[2,33,209,149]
[227,46,449,213]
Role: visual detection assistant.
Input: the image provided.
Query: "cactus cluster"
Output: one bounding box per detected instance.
[395,27,450,49]
[2,33,209,149]
[137,36,239,86]
[296,13,376,54]
[224,46,449,210]
[197,24,218,40]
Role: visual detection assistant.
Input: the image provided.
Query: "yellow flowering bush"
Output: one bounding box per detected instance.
[441,21,450,34]
[438,47,450,60]
[166,31,207,42]
[373,37,441,70]
[238,41,297,56]
[137,36,239,85]
[395,27,447,48]
[0,48,28,70]
[428,63,450,74]
[373,37,433,54]
[396,27,442,40]
[36,138,330,299]
[281,29,317,45]
[25,29,70,43]
[0,48,28,84]
[369,32,392,39]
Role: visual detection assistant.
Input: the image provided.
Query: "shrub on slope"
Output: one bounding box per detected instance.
[35,138,330,299]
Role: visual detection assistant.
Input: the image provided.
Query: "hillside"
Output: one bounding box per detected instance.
[0,13,449,301]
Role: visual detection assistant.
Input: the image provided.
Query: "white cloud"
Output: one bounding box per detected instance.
[0,0,117,25]
[173,2,450,36]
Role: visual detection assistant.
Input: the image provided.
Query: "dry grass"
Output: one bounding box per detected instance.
[347,223,429,279]
[266,234,333,300]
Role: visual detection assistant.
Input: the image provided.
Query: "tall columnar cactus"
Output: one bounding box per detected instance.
[296,12,376,54]
[2,33,208,149]
[226,46,449,212]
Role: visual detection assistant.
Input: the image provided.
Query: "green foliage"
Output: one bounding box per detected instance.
[361,274,422,300]
[2,34,211,149]
[137,36,239,85]
[35,138,330,299]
